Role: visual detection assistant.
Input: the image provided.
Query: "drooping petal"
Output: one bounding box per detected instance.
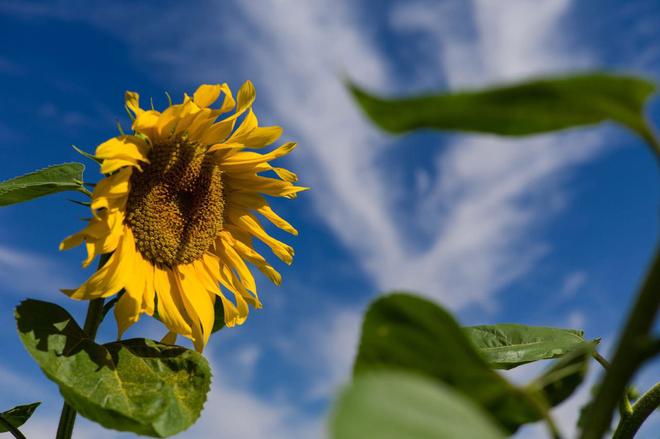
[177,264,215,350]
[114,288,142,338]
[227,211,294,264]
[228,193,297,235]
[154,267,192,337]
[62,227,136,299]
[216,235,257,293]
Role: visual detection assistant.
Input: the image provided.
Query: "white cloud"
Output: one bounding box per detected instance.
[0,245,76,297]
[562,271,588,297]
[187,371,323,439]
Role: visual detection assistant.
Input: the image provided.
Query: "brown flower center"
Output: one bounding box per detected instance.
[125,139,223,268]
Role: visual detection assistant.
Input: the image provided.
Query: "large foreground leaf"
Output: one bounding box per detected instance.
[465,323,586,369]
[0,163,86,206]
[331,371,505,439]
[349,73,656,140]
[16,300,211,437]
[353,293,543,432]
[0,402,40,433]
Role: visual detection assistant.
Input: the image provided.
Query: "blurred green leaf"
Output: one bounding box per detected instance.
[15,299,211,438]
[331,371,505,439]
[527,342,595,407]
[353,292,544,432]
[0,402,40,433]
[349,73,656,140]
[465,323,586,369]
[0,163,86,207]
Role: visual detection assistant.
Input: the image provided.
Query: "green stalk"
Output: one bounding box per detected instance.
[612,382,660,439]
[592,352,633,416]
[0,413,27,439]
[579,247,660,439]
[55,254,110,439]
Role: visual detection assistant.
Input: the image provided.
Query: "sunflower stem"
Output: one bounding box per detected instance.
[0,413,27,439]
[579,245,660,439]
[55,255,110,439]
[612,382,660,439]
[592,352,634,417]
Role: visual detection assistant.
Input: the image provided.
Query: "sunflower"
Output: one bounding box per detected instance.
[61,82,306,351]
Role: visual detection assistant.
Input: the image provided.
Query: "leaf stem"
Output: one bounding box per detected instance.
[579,246,660,439]
[612,382,660,439]
[0,414,27,439]
[640,120,660,161]
[55,254,110,439]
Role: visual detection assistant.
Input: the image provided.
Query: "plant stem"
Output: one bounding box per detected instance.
[592,352,633,416]
[579,246,660,439]
[612,382,660,439]
[55,254,110,439]
[0,414,27,439]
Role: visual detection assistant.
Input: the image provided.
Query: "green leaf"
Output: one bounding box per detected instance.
[527,342,595,407]
[353,292,543,432]
[349,73,656,140]
[464,323,586,369]
[0,163,86,207]
[0,402,40,433]
[15,299,211,438]
[330,371,506,439]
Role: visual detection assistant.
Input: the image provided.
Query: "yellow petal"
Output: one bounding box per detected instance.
[217,235,256,293]
[193,84,222,108]
[217,293,241,327]
[161,331,177,345]
[141,259,156,316]
[226,110,283,148]
[226,174,309,198]
[96,135,150,162]
[235,80,256,115]
[173,101,202,136]
[221,142,296,170]
[62,228,135,299]
[114,289,142,338]
[100,157,143,175]
[228,211,294,264]
[199,119,236,146]
[193,258,220,294]
[90,168,131,213]
[228,193,297,235]
[154,267,192,337]
[125,91,143,116]
[177,265,215,350]
[157,104,184,138]
[218,83,235,114]
[223,232,282,286]
[188,108,217,141]
[132,110,161,140]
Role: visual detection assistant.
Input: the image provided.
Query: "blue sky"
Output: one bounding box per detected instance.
[0,0,659,438]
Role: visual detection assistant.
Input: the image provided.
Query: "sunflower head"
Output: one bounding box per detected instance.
[61,81,306,351]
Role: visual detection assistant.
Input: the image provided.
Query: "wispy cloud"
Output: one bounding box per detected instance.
[0,244,76,297]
